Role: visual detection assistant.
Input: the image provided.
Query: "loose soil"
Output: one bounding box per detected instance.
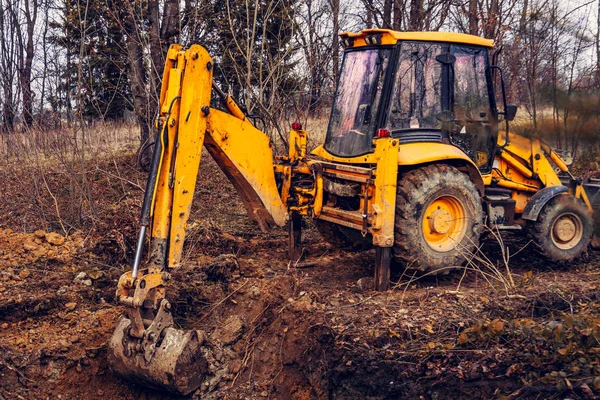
[2,153,600,399]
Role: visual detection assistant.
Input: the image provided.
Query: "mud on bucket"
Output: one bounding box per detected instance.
[108,316,208,395]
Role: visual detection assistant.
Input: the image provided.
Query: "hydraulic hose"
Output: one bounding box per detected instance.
[133,96,181,278]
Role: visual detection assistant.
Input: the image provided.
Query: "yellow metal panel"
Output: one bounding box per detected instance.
[541,141,570,173]
[167,45,213,268]
[576,185,593,211]
[225,95,246,121]
[482,173,493,185]
[312,142,483,193]
[498,132,531,161]
[371,138,399,247]
[340,29,494,48]
[500,151,533,178]
[289,128,307,160]
[311,145,378,164]
[206,109,288,229]
[151,58,184,239]
[159,45,182,115]
[496,132,563,188]
[530,139,562,187]
[492,158,541,189]
[312,142,478,165]
[396,142,479,167]
[494,177,539,192]
[511,191,531,214]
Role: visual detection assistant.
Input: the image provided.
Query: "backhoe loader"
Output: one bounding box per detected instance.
[108,29,600,394]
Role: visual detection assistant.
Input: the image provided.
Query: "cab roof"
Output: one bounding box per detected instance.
[340,29,494,48]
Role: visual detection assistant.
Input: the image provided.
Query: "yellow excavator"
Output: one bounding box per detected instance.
[108,30,600,394]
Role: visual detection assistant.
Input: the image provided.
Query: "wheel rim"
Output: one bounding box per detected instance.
[551,213,584,250]
[422,195,468,252]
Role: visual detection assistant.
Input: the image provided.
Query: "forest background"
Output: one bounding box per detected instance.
[0,0,599,158]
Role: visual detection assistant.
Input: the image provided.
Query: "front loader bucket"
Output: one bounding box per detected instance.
[108,317,208,395]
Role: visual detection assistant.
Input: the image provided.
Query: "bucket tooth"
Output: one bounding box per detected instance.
[108,317,208,395]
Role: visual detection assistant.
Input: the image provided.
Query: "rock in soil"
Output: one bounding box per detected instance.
[45,232,66,246]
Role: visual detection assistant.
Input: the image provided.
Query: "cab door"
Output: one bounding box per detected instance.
[449,45,498,173]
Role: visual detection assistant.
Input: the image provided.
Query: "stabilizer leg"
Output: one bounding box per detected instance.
[289,213,302,263]
[374,247,391,291]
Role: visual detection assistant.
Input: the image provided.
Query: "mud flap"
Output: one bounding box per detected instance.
[108,317,208,395]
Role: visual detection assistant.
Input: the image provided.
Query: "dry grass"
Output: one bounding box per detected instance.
[392,226,521,297]
[509,95,600,160]
[0,122,139,168]
[0,122,144,235]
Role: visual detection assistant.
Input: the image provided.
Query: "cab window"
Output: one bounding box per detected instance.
[324,48,391,157]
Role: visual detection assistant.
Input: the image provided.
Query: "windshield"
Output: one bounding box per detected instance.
[324,48,390,157]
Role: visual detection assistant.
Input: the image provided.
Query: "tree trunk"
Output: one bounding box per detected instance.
[1,89,14,132]
[508,0,528,100]
[147,0,164,109]
[21,0,38,128]
[469,0,478,35]
[596,0,600,84]
[393,0,402,30]
[0,0,15,132]
[384,0,392,28]
[39,0,49,117]
[331,0,340,84]
[124,19,151,145]
[408,0,423,31]
[161,0,180,42]
[483,0,498,39]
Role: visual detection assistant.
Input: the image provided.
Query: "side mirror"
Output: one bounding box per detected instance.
[505,104,517,121]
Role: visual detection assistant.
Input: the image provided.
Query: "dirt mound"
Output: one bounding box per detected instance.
[0,229,92,323]
[0,228,82,267]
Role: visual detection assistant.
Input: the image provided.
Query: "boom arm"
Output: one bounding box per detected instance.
[150,44,287,271]
[116,44,289,343]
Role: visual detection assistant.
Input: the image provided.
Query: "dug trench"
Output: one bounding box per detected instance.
[1,154,600,399]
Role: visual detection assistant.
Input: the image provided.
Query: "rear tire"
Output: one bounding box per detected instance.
[528,194,592,262]
[315,220,372,251]
[393,164,483,273]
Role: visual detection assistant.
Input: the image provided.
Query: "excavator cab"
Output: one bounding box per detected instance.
[324,35,499,173]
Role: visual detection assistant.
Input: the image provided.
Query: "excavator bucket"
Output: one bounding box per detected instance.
[108,316,208,395]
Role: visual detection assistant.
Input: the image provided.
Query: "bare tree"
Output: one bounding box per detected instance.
[469,0,478,34]
[597,0,600,84]
[7,0,38,128]
[384,0,392,27]
[0,0,18,132]
[330,0,340,83]
[295,0,334,110]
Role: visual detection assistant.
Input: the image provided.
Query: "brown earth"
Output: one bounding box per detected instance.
[2,153,600,399]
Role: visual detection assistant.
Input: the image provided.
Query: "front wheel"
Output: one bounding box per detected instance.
[393,164,483,273]
[528,194,592,262]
